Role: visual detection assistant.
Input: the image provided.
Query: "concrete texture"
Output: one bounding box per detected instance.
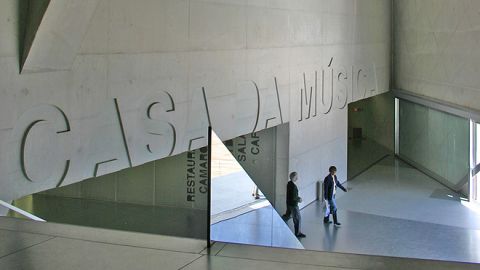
[348,92,395,152]
[394,0,480,111]
[0,0,391,205]
[21,0,100,73]
[38,147,209,211]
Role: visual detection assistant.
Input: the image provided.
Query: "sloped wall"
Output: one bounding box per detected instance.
[0,0,391,207]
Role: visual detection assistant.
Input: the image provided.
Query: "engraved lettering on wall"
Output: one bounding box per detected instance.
[10,105,70,187]
[143,91,176,158]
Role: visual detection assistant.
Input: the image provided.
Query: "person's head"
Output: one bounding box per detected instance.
[329,166,337,175]
[289,171,298,182]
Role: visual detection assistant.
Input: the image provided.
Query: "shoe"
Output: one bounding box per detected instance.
[333,212,340,226]
[323,217,332,224]
[296,233,306,238]
[255,195,260,199]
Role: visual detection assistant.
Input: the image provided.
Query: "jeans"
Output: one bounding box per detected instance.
[282,205,302,235]
[324,196,337,217]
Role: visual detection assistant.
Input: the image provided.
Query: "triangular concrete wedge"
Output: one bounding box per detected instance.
[21,0,100,73]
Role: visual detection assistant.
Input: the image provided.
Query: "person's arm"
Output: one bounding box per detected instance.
[323,178,327,200]
[335,178,347,192]
[286,183,292,202]
[293,185,302,203]
[325,177,333,200]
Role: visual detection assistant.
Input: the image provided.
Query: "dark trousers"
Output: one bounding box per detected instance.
[282,205,301,235]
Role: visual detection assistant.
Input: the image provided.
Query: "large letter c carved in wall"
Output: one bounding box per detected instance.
[10,105,70,188]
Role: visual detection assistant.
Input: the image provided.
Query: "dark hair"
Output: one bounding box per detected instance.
[289,171,298,180]
[329,166,337,173]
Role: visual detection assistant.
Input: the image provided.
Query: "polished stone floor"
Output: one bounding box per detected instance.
[0,216,477,270]
[210,168,302,249]
[336,157,479,229]
[215,156,480,263]
[211,205,303,249]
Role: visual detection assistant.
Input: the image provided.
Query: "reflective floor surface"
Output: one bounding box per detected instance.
[347,138,390,179]
[211,205,303,249]
[0,217,477,270]
[9,195,207,239]
[216,156,480,263]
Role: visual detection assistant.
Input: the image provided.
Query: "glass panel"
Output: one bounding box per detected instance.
[9,146,210,241]
[347,92,394,179]
[210,124,302,249]
[474,123,480,201]
[476,123,480,166]
[398,100,470,195]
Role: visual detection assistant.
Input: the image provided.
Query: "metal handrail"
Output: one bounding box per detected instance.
[0,200,45,222]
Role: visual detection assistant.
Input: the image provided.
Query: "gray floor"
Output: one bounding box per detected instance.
[307,156,480,262]
[211,205,303,249]
[0,217,477,270]
[211,170,303,249]
[339,157,480,229]
[215,156,480,263]
[299,205,480,263]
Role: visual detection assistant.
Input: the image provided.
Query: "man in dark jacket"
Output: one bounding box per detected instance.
[281,172,306,238]
[323,166,347,226]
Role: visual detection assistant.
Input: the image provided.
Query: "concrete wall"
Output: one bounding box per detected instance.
[0,0,391,208]
[274,124,290,214]
[42,147,209,210]
[393,0,477,195]
[348,92,395,151]
[394,0,480,111]
[43,124,286,215]
[347,92,394,179]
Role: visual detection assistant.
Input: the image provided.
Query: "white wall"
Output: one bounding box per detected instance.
[0,0,391,206]
[394,0,480,110]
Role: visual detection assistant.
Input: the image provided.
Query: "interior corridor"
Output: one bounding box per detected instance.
[213,156,480,263]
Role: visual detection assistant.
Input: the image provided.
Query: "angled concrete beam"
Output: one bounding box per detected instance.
[20,0,50,70]
[21,0,100,73]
